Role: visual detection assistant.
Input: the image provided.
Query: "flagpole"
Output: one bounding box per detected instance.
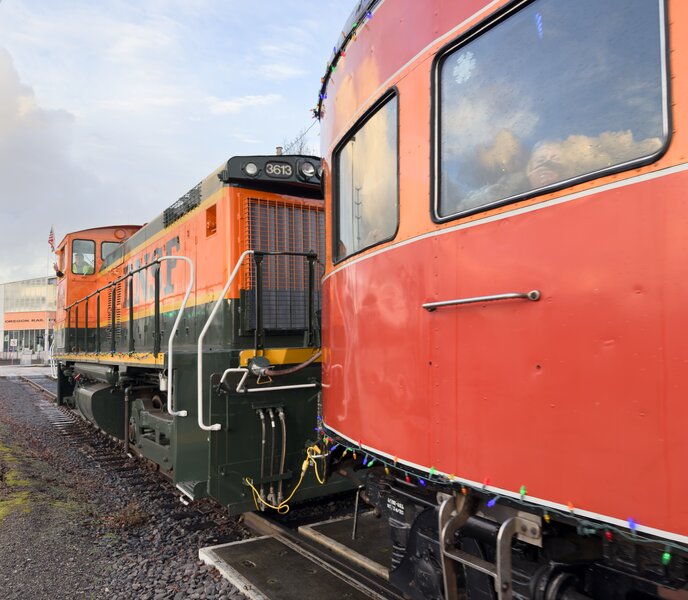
[46,225,55,365]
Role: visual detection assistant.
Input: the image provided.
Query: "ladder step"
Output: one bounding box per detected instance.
[442,547,498,578]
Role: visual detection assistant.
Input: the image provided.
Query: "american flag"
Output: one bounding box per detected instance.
[48,226,55,251]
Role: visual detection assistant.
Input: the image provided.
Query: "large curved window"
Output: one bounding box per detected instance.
[436,0,667,219]
[335,95,398,261]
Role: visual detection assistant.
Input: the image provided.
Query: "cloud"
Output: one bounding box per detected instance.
[0,49,131,283]
[230,132,262,144]
[99,96,185,111]
[258,63,306,81]
[207,93,282,114]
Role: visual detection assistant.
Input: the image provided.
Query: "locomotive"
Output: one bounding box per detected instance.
[318,0,688,599]
[52,154,350,514]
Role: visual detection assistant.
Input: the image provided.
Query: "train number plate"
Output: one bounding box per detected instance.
[265,162,293,178]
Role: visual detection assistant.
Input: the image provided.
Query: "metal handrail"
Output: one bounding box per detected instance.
[197,249,320,431]
[197,250,254,432]
[159,256,194,418]
[422,290,541,311]
[64,257,178,355]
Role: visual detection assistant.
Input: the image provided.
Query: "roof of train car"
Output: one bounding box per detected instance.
[55,225,141,251]
[100,154,323,271]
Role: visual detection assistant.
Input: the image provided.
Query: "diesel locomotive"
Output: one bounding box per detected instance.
[52,154,350,514]
[318,0,688,599]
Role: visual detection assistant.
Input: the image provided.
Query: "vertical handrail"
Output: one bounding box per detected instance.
[84,297,89,352]
[96,292,101,353]
[306,255,315,347]
[254,253,264,352]
[153,264,161,357]
[158,256,194,418]
[128,277,134,353]
[67,307,72,352]
[197,250,253,432]
[75,305,79,352]
[110,286,116,353]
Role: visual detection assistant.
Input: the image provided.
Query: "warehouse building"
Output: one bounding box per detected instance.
[0,276,57,361]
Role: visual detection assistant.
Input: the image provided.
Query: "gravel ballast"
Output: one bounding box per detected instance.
[0,378,251,600]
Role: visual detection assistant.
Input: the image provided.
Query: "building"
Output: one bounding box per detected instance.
[0,276,57,359]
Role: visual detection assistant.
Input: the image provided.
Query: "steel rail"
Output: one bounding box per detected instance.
[242,512,405,600]
[19,376,57,401]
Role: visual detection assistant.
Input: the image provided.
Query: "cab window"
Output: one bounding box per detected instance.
[335,94,398,261]
[72,239,95,275]
[101,241,120,261]
[436,0,667,219]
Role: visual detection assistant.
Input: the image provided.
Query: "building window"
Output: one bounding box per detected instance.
[335,94,398,261]
[436,0,667,219]
[72,239,95,275]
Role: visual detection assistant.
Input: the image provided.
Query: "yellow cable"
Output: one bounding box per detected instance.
[244,444,328,513]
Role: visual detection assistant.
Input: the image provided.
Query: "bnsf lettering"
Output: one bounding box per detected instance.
[123,237,180,306]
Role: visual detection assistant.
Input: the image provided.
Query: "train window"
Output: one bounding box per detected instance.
[71,239,95,275]
[335,94,398,261]
[435,0,667,219]
[101,241,120,261]
[206,204,217,237]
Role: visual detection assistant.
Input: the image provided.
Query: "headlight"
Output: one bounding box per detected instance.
[244,162,259,176]
[299,161,316,178]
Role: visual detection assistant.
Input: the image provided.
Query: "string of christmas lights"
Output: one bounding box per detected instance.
[314,423,688,560]
[313,1,378,120]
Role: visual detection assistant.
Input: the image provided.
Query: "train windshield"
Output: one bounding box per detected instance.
[436,0,667,218]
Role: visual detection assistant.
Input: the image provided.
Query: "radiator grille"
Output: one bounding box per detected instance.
[241,197,325,332]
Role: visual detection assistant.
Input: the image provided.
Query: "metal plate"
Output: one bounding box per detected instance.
[200,536,372,600]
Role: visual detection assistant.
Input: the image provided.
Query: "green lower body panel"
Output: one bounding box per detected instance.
[208,365,352,514]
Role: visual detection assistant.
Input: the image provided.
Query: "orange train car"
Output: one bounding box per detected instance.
[53,154,350,514]
[318,0,687,598]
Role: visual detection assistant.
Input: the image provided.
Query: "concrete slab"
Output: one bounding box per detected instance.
[0,365,54,378]
[200,536,372,600]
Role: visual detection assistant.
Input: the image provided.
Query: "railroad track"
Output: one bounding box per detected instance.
[19,375,57,399]
[236,511,404,600]
[18,376,399,599]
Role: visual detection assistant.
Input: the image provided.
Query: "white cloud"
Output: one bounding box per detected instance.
[258,63,306,81]
[207,94,282,114]
[99,96,185,111]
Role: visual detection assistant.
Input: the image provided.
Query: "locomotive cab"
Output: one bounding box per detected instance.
[53,225,140,354]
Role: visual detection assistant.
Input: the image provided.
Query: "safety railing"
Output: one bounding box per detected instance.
[64,256,194,360]
[197,250,318,432]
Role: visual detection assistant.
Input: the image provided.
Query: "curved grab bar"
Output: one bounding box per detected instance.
[197,250,254,431]
[423,290,541,311]
[159,256,195,417]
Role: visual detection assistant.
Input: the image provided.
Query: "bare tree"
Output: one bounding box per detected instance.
[282,123,318,156]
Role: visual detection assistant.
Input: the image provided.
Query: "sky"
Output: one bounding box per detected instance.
[0,0,354,283]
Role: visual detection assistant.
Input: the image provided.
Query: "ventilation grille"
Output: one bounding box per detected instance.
[164,183,202,227]
[241,198,325,332]
[106,283,123,344]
